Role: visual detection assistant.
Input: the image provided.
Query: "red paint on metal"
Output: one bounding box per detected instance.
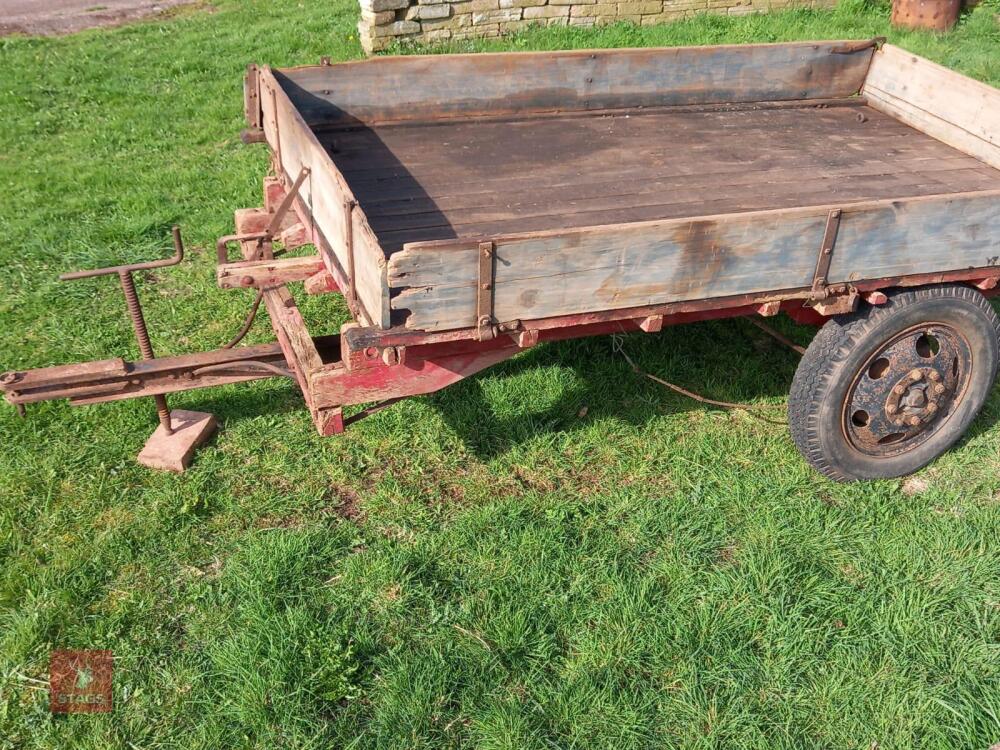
[786,305,827,327]
[311,347,516,407]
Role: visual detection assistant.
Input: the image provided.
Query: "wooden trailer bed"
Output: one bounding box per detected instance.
[6,39,1000,479]
[257,41,1000,334]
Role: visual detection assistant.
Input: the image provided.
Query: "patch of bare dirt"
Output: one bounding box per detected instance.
[327,485,365,523]
[901,476,931,496]
[0,0,199,36]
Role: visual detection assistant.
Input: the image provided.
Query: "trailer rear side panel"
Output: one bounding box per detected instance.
[864,44,1000,170]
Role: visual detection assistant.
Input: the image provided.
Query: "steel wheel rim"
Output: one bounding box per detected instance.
[842,323,973,458]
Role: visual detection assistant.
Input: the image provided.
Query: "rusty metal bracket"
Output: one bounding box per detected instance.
[477,241,496,341]
[216,167,311,265]
[808,209,857,314]
[345,198,358,306]
[831,37,886,55]
[241,63,266,144]
[810,209,842,301]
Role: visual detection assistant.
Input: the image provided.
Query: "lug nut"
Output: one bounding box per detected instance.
[910,369,923,381]
[886,405,897,415]
[909,416,921,426]
[927,403,938,413]
[894,384,906,394]
[934,384,946,395]
[928,371,941,382]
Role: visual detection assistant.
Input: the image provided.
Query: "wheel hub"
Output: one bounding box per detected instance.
[843,325,971,457]
[885,367,948,425]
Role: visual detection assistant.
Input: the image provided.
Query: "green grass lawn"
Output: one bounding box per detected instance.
[1,0,1000,747]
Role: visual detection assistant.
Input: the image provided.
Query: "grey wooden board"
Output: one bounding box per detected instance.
[830,192,1000,281]
[276,41,874,126]
[863,44,1000,170]
[388,191,1000,331]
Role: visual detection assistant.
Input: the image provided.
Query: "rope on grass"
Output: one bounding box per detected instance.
[611,331,787,422]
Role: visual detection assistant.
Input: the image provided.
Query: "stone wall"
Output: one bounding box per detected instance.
[358,0,836,53]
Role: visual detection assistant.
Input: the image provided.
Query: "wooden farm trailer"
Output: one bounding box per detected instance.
[4,40,1000,480]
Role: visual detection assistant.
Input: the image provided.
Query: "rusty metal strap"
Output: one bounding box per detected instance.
[477,241,496,341]
[345,199,358,306]
[831,37,886,54]
[811,209,843,300]
[215,168,311,265]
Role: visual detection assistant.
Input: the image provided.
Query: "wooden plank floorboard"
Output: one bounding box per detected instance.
[315,103,1000,254]
[332,119,984,196]
[358,159,986,220]
[368,170,1000,238]
[328,107,970,179]
[372,176,1000,249]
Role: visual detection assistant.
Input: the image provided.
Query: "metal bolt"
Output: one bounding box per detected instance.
[886,405,897,415]
[909,416,921,426]
[910,369,923,381]
[894,385,906,394]
[240,275,255,287]
[928,371,941,382]
[0,372,17,385]
[934,384,946,394]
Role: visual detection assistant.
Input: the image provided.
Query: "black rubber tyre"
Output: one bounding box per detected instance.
[789,284,1000,482]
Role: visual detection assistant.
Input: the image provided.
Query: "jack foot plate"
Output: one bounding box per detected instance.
[137,410,217,472]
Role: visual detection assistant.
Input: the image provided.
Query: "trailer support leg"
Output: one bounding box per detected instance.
[136,410,218,472]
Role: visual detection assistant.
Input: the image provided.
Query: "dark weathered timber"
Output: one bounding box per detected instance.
[277,41,876,126]
[319,104,999,253]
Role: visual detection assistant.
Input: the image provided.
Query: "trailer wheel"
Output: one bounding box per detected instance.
[789,285,1000,481]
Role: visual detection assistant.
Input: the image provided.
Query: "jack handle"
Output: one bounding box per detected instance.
[60,226,185,281]
[58,226,187,435]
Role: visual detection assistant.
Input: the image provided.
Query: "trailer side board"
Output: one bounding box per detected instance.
[277,41,875,127]
[387,191,1000,331]
[259,67,391,328]
[863,44,1000,170]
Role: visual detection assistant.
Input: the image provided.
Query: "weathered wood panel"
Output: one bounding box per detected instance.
[863,44,1000,170]
[829,191,1000,281]
[259,68,391,327]
[277,41,875,126]
[388,191,1000,331]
